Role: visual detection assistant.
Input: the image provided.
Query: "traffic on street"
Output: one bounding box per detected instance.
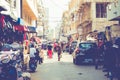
[31,52,107,80]
[0,0,120,80]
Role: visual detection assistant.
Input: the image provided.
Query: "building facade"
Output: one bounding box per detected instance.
[62,0,118,41]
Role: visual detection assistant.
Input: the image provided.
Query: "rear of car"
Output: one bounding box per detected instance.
[73,41,97,65]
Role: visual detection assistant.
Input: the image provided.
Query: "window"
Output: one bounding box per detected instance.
[96,3,107,18]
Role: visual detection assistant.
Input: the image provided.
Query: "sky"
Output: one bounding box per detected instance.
[42,0,71,29]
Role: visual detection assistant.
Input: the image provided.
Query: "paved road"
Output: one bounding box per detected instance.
[31,52,107,80]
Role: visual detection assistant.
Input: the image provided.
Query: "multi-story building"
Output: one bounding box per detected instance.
[62,0,118,41]
[21,0,38,38]
[67,0,80,40]
[77,0,118,41]
[0,0,39,67]
[62,11,70,36]
[37,0,45,37]
[3,0,38,38]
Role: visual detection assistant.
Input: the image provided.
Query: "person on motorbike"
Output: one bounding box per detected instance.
[29,44,36,59]
[29,44,37,72]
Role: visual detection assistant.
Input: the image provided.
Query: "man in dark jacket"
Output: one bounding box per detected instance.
[104,41,116,78]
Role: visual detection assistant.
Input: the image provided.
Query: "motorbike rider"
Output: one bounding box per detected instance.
[29,44,36,60]
[29,44,37,72]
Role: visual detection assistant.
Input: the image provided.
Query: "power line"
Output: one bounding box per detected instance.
[51,0,64,10]
[49,0,68,10]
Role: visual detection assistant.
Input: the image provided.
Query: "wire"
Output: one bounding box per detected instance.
[42,0,68,10]
[50,0,67,10]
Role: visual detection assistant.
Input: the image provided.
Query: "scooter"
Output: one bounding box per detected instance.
[0,50,25,80]
[0,56,17,80]
[29,57,37,72]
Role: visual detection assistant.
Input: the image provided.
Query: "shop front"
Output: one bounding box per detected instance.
[27,26,36,38]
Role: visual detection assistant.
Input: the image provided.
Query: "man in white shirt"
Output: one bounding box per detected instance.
[29,44,36,58]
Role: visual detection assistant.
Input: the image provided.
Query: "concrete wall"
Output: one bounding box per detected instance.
[107,0,120,20]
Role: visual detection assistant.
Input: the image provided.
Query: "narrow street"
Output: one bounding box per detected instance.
[31,52,107,80]
[0,1,120,80]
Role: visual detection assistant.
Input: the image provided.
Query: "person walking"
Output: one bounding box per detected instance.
[56,43,62,61]
[95,39,104,69]
[47,43,53,58]
[104,41,116,78]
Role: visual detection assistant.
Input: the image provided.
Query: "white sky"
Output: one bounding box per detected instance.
[42,0,71,28]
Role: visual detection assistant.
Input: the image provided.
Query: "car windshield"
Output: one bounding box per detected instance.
[79,43,96,50]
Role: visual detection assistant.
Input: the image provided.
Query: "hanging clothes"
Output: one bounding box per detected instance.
[0,15,5,28]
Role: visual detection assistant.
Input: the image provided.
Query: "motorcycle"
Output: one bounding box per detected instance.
[0,49,24,80]
[0,55,17,80]
[29,57,37,72]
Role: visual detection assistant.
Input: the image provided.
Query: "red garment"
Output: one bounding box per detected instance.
[98,41,103,48]
[54,43,57,48]
[0,15,5,28]
[48,50,52,58]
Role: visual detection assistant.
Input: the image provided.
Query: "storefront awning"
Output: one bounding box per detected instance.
[14,25,28,32]
[28,26,36,33]
[34,37,41,43]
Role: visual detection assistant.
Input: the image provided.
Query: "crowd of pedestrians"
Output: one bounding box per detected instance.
[95,38,120,80]
[47,42,62,61]
[29,37,120,80]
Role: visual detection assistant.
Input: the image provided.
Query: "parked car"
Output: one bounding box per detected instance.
[72,41,97,65]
